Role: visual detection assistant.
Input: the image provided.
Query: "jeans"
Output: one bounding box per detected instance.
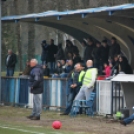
[52,74,60,78]
[6,68,14,76]
[48,62,55,74]
[32,94,42,117]
[60,73,68,78]
[65,87,80,114]
[124,114,134,124]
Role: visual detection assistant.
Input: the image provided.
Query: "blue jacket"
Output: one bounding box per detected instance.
[29,65,44,94]
[64,65,73,73]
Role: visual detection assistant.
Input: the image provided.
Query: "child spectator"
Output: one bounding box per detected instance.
[103,62,111,77]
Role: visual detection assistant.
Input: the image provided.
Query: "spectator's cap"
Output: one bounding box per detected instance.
[42,40,46,43]
[102,39,107,43]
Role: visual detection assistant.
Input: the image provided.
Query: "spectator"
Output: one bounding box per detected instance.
[101,39,109,64]
[19,61,32,77]
[60,59,66,71]
[42,64,50,77]
[65,40,79,59]
[60,63,85,115]
[60,60,74,78]
[60,59,66,67]
[119,56,133,74]
[40,40,49,65]
[67,52,73,60]
[81,40,87,60]
[6,49,17,76]
[65,60,74,73]
[92,42,102,71]
[27,59,43,120]
[47,39,58,74]
[73,52,81,66]
[109,62,118,76]
[72,44,79,55]
[84,37,95,62]
[112,55,120,75]
[52,61,62,78]
[65,40,73,59]
[109,37,121,59]
[55,43,65,60]
[103,62,111,78]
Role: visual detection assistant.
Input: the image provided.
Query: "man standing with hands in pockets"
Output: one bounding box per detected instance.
[27,59,43,120]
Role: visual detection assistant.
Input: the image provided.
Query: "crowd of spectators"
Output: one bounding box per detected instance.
[40,36,133,79]
[6,36,133,78]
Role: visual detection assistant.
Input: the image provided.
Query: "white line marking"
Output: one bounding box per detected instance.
[0,126,45,134]
[50,132,63,134]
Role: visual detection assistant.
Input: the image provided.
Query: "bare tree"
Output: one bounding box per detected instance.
[27,0,35,60]
[14,0,22,71]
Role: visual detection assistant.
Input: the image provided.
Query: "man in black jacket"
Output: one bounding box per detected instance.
[101,40,109,64]
[55,43,65,60]
[6,49,17,76]
[100,40,109,74]
[109,37,121,59]
[27,59,43,120]
[92,42,102,70]
[47,39,58,74]
[41,40,49,65]
[84,37,95,63]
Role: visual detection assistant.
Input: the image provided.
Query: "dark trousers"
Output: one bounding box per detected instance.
[48,62,55,74]
[6,68,14,76]
[65,87,80,114]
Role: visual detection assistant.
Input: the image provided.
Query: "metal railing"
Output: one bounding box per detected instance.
[1,76,68,110]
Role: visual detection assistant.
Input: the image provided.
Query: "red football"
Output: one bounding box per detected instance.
[52,121,62,129]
